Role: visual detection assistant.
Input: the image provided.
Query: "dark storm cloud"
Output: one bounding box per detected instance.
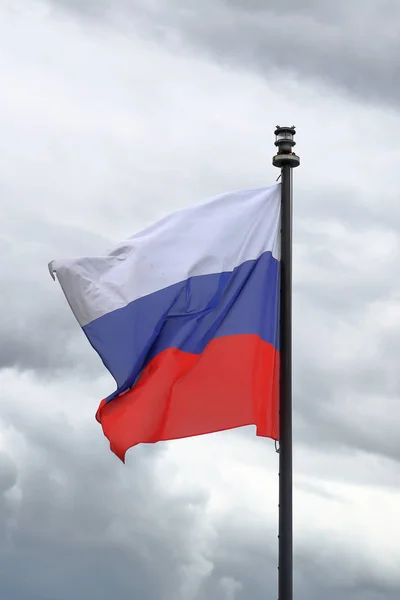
[47,0,400,107]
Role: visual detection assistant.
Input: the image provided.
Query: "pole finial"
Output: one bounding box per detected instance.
[272,126,300,169]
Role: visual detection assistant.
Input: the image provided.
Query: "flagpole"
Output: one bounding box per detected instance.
[272,126,300,600]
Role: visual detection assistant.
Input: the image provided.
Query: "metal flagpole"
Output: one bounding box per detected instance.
[272,126,300,600]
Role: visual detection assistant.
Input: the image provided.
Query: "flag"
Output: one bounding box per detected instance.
[49,184,281,461]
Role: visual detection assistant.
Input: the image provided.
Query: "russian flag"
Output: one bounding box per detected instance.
[49,184,281,461]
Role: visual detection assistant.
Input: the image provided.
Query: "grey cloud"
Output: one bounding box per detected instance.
[0,453,17,494]
[296,544,400,600]
[287,185,400,461]
[2,2,400,599]
[0,403,208,600]
[197,513,400,600]
[47,0,400,107]
[0,427,395,600]
[0,208,111,376]
[293,328,400,465]
[1,389,398,600]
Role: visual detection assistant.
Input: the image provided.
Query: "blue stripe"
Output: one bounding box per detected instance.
[83,251,280,401]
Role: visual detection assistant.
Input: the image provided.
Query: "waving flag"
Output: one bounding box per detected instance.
[49,185,281,461]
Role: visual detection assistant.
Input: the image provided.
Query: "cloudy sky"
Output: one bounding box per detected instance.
[1,0,400,598]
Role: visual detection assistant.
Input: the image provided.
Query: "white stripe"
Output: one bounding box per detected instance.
[50,185,281,327]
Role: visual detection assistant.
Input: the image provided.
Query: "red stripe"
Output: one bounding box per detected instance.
[96,334,279,461]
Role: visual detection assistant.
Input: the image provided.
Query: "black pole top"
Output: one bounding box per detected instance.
[273,125,300,169]
[274,125,296,138]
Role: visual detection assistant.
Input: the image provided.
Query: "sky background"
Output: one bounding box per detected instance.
[1,1,400,599]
